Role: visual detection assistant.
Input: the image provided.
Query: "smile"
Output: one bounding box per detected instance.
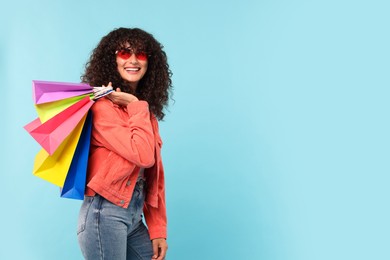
[125,67,141,72]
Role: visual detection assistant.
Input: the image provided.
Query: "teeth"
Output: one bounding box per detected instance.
[126,68,140,71]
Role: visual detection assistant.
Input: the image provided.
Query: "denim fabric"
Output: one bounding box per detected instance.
[77,179,153,260]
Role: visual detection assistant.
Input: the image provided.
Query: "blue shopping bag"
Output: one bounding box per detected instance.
[60,111,92,200]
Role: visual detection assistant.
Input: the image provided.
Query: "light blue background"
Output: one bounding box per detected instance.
[1,0,389,259]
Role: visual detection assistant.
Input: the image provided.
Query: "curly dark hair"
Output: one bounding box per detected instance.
[81,27,172,120]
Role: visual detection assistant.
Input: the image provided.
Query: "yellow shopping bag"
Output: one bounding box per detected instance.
[33,114,87,187]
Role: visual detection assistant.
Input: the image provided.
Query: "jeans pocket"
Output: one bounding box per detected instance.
[77,196,94,235]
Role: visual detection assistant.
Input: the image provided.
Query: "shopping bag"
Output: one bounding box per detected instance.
[24,96,94,155]
[33,80,93,104]
[33,80,113,122]
[35,93,93,123]
[60,111,92,200]
[33,114,87,187]
[26,79,113,199]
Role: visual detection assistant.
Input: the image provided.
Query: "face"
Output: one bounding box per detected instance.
[116,44,148,89]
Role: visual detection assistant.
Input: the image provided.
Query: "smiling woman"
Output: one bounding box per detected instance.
[78,27,173,260]
[82,27,172,120]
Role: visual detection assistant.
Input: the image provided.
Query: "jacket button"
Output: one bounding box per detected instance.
[120,200,124,205]
[126,180,131,186]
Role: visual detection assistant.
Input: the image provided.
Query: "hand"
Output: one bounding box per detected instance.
[105,82,139,106]
[151,238,168,260]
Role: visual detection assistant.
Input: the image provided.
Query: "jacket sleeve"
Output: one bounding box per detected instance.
[91,98,155,168]
[143,118,168,240]
[143,162,167,240]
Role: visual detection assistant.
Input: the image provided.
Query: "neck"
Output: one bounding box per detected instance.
[128,82,138,92]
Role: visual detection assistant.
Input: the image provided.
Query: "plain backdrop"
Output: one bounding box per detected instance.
[1,0,389,259]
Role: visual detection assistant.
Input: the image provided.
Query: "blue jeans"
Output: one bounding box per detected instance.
[77,179,153,260]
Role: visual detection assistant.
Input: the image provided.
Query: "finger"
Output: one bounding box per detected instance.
[116,87,121,92]
[157,246,167,260]
[152,241,159,259]
[108,82,112,87]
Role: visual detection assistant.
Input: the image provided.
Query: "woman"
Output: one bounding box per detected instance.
[77,27,171,260]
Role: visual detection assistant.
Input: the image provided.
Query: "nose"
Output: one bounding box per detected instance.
[128,53,138,63]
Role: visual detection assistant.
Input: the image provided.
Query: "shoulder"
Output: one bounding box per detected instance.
[150,114,163,143]
[150,113,160,128]
[91,98,121,121]
[91,97,119,113]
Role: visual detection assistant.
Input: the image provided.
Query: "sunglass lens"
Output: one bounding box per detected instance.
[136,52,148,61]
[117,50,131,60]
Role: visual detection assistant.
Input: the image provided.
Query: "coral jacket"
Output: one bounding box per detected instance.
[84,98,167,240]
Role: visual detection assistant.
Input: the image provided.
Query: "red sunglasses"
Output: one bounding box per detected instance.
[115,49,148,61]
